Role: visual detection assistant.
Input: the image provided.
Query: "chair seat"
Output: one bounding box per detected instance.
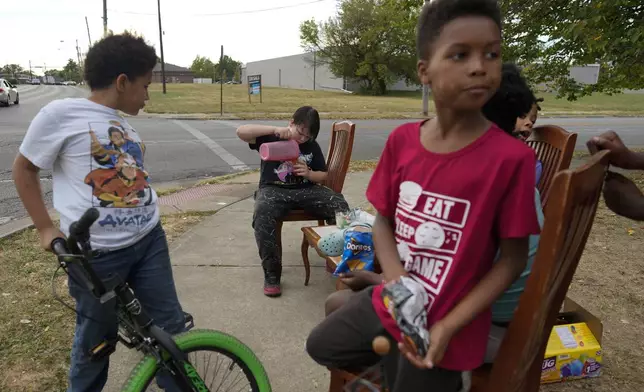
[471,363,492,390]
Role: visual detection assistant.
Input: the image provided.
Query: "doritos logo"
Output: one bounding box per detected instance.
[346,237,372,255]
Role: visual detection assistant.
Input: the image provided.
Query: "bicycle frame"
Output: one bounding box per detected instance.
[52,208,210,392]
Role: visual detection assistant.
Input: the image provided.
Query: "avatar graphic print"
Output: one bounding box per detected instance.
[84,120,156,232]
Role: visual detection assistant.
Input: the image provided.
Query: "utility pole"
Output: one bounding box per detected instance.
[29,60,32,79]
[85,16,92,46]
[422,0,430,116]
[76,39,83,82]
[157,0,166,94]
[220,45,224,115]
[313,51,317,91]
[103,0,108,36]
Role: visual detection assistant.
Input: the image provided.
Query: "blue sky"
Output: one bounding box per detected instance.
[1,0,338,74]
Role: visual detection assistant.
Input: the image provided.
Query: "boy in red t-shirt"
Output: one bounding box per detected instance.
[306,0,540,390]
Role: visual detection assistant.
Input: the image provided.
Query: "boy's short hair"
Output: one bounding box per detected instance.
[416,0,502,60]
[84,32,157,90]
[482,63,539,134]
[293,106,320,141]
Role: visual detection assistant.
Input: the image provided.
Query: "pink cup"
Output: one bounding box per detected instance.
[259,140,300,161]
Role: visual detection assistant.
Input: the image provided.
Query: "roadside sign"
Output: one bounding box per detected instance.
[248,74,262,103]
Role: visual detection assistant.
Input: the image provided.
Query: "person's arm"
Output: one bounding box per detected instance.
[587,131,644,170]
[12,107,66,250]
[236,124,290,144]
[13,155,58,234]
[294,141,328,183]
[365,129,406,281]
[603,171,644,221]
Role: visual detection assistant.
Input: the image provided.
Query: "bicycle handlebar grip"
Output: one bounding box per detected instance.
[70,208,100,238]
[372,336,391,356]
[51,237,69,256]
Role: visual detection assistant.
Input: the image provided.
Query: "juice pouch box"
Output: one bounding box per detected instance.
[541,322,602,383]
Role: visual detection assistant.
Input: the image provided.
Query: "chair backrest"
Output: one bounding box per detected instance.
[324,121,356,193]
[483,150,609,392]
[526,125,577,208]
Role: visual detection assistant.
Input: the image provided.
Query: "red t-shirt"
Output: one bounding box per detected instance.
[367,120,540,371]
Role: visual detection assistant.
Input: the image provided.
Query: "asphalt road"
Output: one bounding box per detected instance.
[1,84,643,224]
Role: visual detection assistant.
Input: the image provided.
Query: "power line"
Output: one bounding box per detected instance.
[108,0,329,17]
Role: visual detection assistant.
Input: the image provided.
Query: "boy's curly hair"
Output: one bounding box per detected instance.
[84,32,157,90]
[482,63,541,135]
[416,0,502,60]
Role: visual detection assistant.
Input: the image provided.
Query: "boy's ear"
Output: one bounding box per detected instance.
[115,74,129,93]
[417,60,431,86]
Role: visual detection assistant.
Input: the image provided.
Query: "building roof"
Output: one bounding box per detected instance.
[153,62,192,73]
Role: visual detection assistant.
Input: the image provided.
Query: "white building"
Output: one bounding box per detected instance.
[241,52,419,93]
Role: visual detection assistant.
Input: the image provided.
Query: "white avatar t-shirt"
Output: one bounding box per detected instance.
[19,98,159,251]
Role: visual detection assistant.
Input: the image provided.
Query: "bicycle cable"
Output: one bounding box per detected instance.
[51,264,109,326]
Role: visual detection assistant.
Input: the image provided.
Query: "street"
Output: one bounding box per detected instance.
[1,84,644,225]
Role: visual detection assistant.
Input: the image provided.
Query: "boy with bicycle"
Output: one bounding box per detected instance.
[13,33,186,391]
[306,1,540,390]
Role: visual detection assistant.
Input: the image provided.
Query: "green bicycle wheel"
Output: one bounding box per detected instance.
[121,329,271,392]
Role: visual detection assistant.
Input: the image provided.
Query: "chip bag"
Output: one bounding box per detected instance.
[332,228,375,276]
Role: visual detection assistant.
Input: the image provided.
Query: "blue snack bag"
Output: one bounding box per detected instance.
[333,229,375,276]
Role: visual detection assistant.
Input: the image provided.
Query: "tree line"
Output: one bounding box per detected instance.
[1,59,82,83]
[190,55,242,83]
[300,0,644,99]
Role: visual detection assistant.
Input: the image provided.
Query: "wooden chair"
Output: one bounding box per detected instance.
[328,150,610,392]
[526,125,577,208]
[276,121,356,285]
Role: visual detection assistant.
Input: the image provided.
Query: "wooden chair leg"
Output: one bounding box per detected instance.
[301,233,311,286]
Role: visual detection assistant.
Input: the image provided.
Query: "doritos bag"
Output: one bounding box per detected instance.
[333,227,375,276]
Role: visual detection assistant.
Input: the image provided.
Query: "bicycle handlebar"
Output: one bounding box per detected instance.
[51,208,105,296]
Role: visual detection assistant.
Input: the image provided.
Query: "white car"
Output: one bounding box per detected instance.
[0,79,19,106]
[63,81,77,86]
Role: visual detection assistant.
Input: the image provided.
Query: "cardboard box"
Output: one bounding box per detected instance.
[541,298,603,384]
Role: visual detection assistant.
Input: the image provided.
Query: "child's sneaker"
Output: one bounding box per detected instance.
[264,272,282,297]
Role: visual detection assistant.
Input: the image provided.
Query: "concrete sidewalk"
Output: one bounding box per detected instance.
[105,170,375,392]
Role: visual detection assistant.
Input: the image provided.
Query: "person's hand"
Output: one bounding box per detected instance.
[587,131,636,169]
[274,127,293,140]
[293,162,310,178]
[39,227,66,252]
[398,321,455,369]
[603,171,644,217]
[338,270,384,291]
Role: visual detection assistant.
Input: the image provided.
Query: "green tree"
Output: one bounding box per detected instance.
[233,66,241,83]
[190,55,216,78]
[1,64,25,78]
[300,0,419,95]
[62,59,81,82]
[501,0,644,100]
[215,55,242,82]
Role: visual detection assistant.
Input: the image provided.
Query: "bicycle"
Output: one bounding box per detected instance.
[51,207,272,392]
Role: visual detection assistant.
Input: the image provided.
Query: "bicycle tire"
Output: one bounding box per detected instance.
[121,329,271,392]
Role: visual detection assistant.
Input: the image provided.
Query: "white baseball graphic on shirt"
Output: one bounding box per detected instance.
[414,221,446,248]
[399,181,423,209]
[397,241,412,263]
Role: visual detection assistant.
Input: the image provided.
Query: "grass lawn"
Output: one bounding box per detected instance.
[0,213,208,391]
[145,84,644,119]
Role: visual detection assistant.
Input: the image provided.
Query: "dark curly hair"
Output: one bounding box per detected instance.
[83,32,157,90]
[292,106,320,141]
[416,0,502,60]
[482,63,540,134]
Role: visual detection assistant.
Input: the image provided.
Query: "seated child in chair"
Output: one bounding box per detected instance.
[236,106,349,297]
[305,1,540,390]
